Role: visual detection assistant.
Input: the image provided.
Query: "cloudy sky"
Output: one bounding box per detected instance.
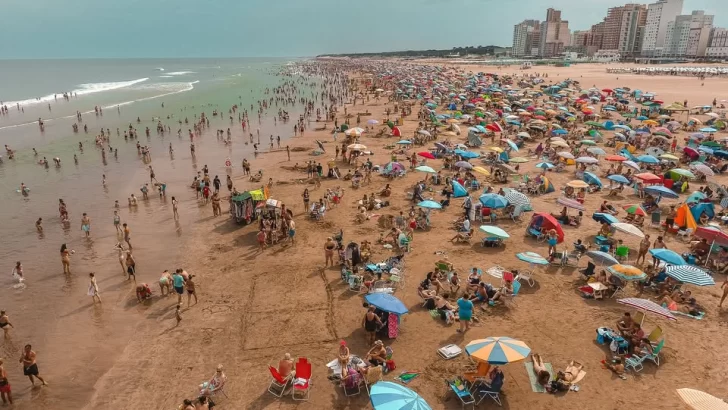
[0,0,724,58]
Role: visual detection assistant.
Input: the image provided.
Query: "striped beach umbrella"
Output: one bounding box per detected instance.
[617,298,677,321]
[516,252,549,265]
[370,381,432,410]
[676,388,728,410]
[665,265,715,286]
[557,197,586,211]
[504,189,531,209]
[465,337,531,365]
[622,204,647,216]
[585,250,618,266]
[607,264,647,281]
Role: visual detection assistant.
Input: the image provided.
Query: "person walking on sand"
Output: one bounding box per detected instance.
[172,196,179,219]
[175,304,183,326]
[0,311,14,338]
[88,273,101,303]
[302,188,310,212]
[125,250,136,282]
[60,243,73,274]
[0,358,12,405]
[19,344,47,386]
[185,275,198,307]
[81,213,91,237]
[286,145,290,161]
[172,269,186,305]
[456,293,474,333]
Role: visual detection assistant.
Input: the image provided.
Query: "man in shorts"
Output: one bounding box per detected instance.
[19,344,47,386]
[172,269,186,304]
[664,205,676,233]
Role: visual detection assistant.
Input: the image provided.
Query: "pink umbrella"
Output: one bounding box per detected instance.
[683,146,699,159]
[617,298,677,321]
[556,197,586,211]
[653,127,672,135]
[694,226,728,247]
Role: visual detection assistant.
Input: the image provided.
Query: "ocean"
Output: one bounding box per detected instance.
[0,57,305,408]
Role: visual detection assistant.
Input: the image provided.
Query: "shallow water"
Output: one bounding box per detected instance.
[0,57,312,408]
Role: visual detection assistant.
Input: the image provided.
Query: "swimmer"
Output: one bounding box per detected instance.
[0,311,14,338]
[35,218,43,232]
[12,261,23,282]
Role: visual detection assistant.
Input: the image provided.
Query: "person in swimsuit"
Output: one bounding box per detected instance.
[125,251,136,282]
[60,243,72,274]
[113,211,122,233]
[58,199,68,221]
[0,311,14,338]
[362,306,382,345]
[12,261,23,282]
[302,188,310,211]
[324,237,337,267]
[186,275,198,307]
[159,270,172,296]
[172,196,179,219]
[19,344,46,386]
[0,358,12,405]
[81,213,91,237]
[88,273,101,303]
[366,340,387,366]
[173,269,186,304]
[123,223,132,250]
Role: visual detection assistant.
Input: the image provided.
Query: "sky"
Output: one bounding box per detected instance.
[0,0,724,58]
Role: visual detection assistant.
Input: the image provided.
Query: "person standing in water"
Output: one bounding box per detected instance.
[125,250,136,282]
[0,311,14,338]
[12,262,23,282]
[35,218,43,232]
[172,196,179,219]
[0,358,12,405]
[81,213,91,237]
[113,210,122,233]
[60,244,73,274]
[122,223,132,249]
[19,344,47,386]
[88,273,101,303]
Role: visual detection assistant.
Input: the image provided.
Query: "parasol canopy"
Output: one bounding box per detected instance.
[617,298,677,321]
[465,337,531,365]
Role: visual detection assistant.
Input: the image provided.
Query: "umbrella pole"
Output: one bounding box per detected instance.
[705,239,715,267]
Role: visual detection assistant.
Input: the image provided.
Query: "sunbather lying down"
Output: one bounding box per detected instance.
[531,354,551,387]
[547,361,586,392]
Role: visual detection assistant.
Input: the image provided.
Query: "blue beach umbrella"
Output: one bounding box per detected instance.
[504,139,519,152]
[479,225,510,239]
[608,174,630,184]
[649,249,686,266]
[700,127,717,133]
[636,154,659,164]
[583,172,602,187]
[644,185,680,199]
[364,293,409,315]
[592,212,618,225]
[415,165,436,174]
[613,124,632,131]
[370,381,432,410]
[516,252,549,265]
[417,200,442,210]
[536,162,554,169]
[397,140,412,145]
[552,129,568,135]
[587,147,607,156]
[479,193,508,209]
[664,265,715,286]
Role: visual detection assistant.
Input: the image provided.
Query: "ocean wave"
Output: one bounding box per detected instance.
[1,78,149,108]
[164,71,195,76]
[155,67,165,71]
[159,75,173,78]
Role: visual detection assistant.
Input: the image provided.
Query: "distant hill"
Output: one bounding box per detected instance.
[318,46,509,58]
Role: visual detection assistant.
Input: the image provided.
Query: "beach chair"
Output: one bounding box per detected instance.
[647,326,663,344]
[625,353,647,373]
[267,366,292,397]
[476,384,503,407]
[564,251,581,268]
[676,227,693,242]
[363,365,383,395]
[463,362,491,384]
[292,358,312,401]
[516,270,535,287]
[447,379,476,409]
[638,339,665,366]
[528,227,545,241]
[650,212,662,229]
[342,371,363,397]
[504,280,521,307]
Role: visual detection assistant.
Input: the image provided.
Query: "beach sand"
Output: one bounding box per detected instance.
[26,62,728,409]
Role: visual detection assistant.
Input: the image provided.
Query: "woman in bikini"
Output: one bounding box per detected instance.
[186,275,198,307]
[324,237,337,267]
[60,243,72,274]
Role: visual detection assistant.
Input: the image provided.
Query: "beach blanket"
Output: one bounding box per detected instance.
[525,362,553,393]
[673,310,705,320]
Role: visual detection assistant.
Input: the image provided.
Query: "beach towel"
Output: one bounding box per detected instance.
[525,362,553,393]
[673,310,705,320]
[388,313,399,338]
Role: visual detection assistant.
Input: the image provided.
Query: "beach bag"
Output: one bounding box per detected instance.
[385,360,396,372]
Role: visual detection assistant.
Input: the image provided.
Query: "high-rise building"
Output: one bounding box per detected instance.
[512,20,541,57]
[663,11,713,57]
[706,27,728,58]
[539,8,570,57]
[641,0,684,56]
[619,5,648,56]
[588,20,607,56]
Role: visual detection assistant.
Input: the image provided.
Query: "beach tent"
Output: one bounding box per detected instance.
[526,212,564,243]
[690,202,715,222]
[451,180,468,198]
[392,127,402,137]
[539,176,555,194]
[674,204,698,230]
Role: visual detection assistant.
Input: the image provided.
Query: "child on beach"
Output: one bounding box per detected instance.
[175,305,182,326]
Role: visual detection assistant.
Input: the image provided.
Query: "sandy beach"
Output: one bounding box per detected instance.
[3,60,728,409]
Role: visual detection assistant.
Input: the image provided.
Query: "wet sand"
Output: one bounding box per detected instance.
[5,61,728,409]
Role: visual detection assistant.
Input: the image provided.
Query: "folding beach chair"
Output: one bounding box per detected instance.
[267,366,291,397]
[516,270,535,287]
[476,384,503,407]
[447,379,476,409]
[292,358,312,400]
[364,365,383,395]
[650,212,661,229]
[639,339,665,366]
[342,370,363,397]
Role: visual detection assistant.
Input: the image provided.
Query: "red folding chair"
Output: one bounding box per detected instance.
[267,365,291,398]
[292,358,312,400]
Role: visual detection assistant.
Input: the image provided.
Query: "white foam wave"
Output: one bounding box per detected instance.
[159,75,173,78]
[155,67,165,71]
[1,78,149,108]
[165,71,195,76]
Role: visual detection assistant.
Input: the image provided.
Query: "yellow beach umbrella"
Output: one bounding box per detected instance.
[446,118,460,124]
[473,166,491,176]
[509,157,529,163]
[488,146,504,153]
[441,131,457,137]
[659,153,679,160]
[567,180,589,188]
[643,120,659,126]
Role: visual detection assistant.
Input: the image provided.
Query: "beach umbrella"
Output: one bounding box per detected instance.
[550,140,569,148]
[676,388,728,410]
[669,168,696,179]
[348,143,367,151]
[557,197,585,211]
[659,153,679,161]
[417,152,435,160]
[592,213,619,225]
[622,204,646,216]
[503,139,519,152]
[664,265,715,286]
[465,337,531,365]
[585,250,619,266]
[612,222,645,238]
[516,252,549,265]
[587,147,606,156]
[691,163,714,176]
[504,189,531,209]
[472,166,491,176]
[455,161,473,170]
[558,152,575,160]
[415,165,436,174]
[315,140,326,152]
[608,174,630,184]
[488,146,504,153]
[607,264,647,281]
[370,381,432,410]
[649,249,686,265]
[700,127,717,133]
[517,132,531,139]
[617,298,677,321]
[576,156,598,164]
[364,293,409,315]
[583,172,602,187]
[397,140,412,145]
[345,128,362,137]
[644,185,680,199]
[566,180,589,189]
[417,130,432,137]
[367,119,379,125]
[479,193,508,209]
[417,200,442,210]
[636,154,659,164]
[552,129,568,135]
[622,160,641,171]
[606,155,626,162]
[509,157,529,163]
[536,162,554,169]
[457,150,480,159]
[581,140,597,146]
[479,225,510,239]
